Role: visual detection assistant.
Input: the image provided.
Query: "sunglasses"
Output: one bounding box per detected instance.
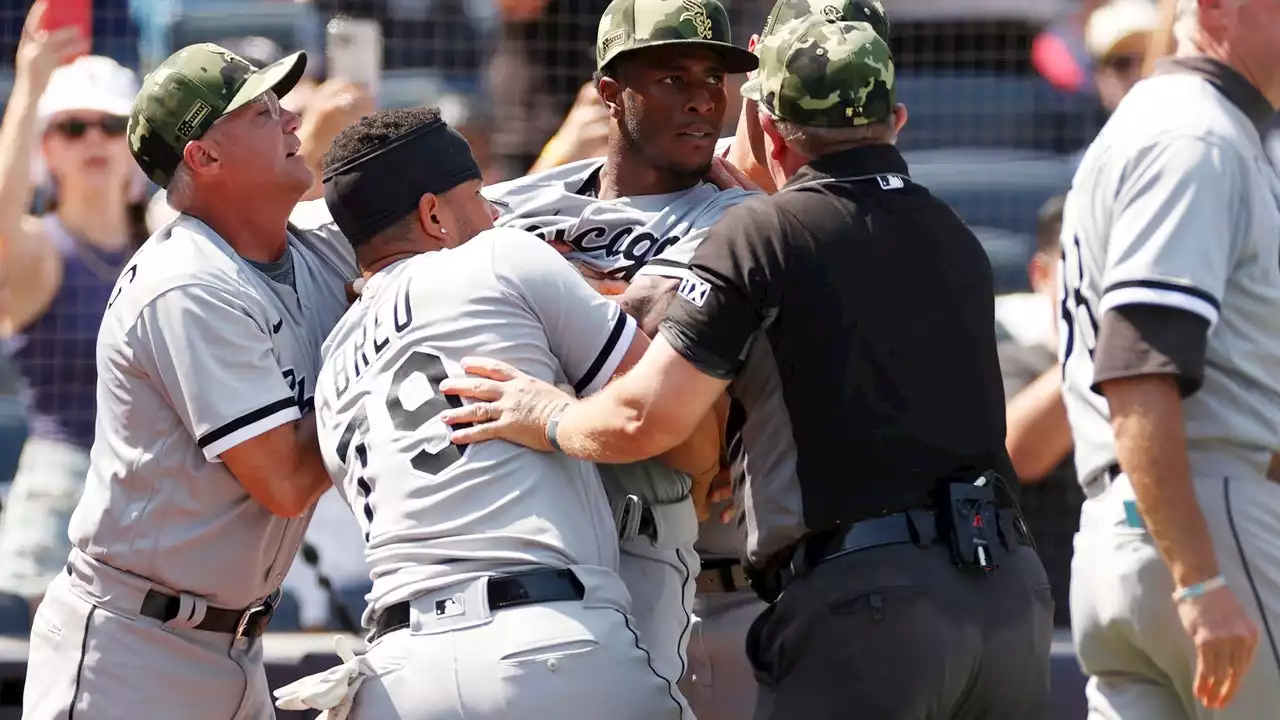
[49,116,129,139]
[1099,53,1142,75]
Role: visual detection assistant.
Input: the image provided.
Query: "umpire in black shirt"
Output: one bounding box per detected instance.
[439,16,1054,720]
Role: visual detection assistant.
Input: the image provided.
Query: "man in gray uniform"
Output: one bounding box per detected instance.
[1061,1,1280,716]
[23,44,355,719]
[284,106,710,719]
[480,0,758,700]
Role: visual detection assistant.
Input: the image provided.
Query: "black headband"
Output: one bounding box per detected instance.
[323,118,482,247]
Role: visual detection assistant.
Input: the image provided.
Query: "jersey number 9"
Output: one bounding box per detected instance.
[334,349,467,541]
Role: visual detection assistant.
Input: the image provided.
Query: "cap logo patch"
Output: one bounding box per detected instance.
[822,5,842,21]
[600,29,626,58]
[176,100,212,139]
[680,0,714,40]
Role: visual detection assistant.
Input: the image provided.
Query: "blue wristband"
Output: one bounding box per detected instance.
[546,409,565,452]
[1172,574,1228,603]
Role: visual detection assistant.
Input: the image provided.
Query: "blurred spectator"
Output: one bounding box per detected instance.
[312,0,487,73]
[484,0,610,181]
[996,193,1083,627]
[528,81,609,172]
[1086,0,1157,113]
[0,3,143,608]
[1,0,140,70]
[1032,0,1106,95]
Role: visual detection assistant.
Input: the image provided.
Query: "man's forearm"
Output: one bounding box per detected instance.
[1006,367,1073,482]
[1103,375,1221,588]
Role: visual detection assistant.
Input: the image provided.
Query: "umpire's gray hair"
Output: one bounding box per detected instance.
[761,108,898,158]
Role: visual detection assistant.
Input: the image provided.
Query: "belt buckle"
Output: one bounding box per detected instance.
[235,589,279,640]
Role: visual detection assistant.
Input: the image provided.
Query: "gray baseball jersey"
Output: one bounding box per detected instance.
[482,158,757,282]
[66,199,356,610]
[314,227,640,623]
[1060,68,1280,485]
[484,154,758,543]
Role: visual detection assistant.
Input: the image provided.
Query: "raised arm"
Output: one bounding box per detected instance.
[0,5,89,330]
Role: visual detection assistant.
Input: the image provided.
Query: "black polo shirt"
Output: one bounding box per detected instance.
[659,144,1015,570]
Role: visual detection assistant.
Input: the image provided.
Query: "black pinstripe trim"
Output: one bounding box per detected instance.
[612,608,684,717]
[197,397,297,449]
[68,605,96,719]
[1223,477,1280,675]
[674,548,694,685]
[644,258,689,269]
[1103,279,1221,312]
[574,312,628,394]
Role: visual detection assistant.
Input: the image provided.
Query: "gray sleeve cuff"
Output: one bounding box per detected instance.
[1091,304,1210,397]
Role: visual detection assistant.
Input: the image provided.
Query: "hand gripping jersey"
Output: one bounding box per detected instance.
[482,157,757,282]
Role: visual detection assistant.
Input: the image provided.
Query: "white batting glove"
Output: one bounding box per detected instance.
[273,635,372,720]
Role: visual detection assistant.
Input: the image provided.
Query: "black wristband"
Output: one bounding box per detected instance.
[546,406,566,452]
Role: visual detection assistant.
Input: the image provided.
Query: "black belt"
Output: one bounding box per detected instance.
[761,509,1033,602]
[1083,463,1122,499]
[371,567,586,643]
[65,564,278,638]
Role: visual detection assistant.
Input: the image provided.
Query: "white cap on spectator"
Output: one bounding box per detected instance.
[37,55,139,125]
[1086,0,1158,58]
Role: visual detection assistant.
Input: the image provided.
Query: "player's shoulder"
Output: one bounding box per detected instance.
[288,198,359,279]
[483,159,601,205]
[1093,76,1252,167]
[129,215,254,294]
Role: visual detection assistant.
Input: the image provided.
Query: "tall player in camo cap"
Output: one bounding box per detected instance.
[482,0,756,708]
[22,42,355,720]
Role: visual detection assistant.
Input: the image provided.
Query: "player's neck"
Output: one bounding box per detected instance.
[1184,38,1280,108]
[189,199,291,264]
[598,150,701,200]
[726,128,776,194]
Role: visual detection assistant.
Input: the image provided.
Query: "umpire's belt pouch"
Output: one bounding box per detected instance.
[645,496,700,550]
[941,482,1001,572]
[409,577,493,636]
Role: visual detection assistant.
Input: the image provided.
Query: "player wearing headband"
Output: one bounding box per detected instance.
[277,106,718,719]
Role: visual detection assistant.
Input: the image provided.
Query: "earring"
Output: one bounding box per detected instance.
[440,228,448,234]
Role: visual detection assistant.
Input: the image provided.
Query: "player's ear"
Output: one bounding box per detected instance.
[416,192,450,246]
[182,140,218,175]
[758,110,786,163]
[892,103,909,134]
[597,73,624,119]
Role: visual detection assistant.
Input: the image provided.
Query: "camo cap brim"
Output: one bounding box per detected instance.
[128,44,307,189]
[741,17,895,128]
[597,0,758,73]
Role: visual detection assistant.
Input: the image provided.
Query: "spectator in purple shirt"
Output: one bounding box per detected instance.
[0,5,146,609]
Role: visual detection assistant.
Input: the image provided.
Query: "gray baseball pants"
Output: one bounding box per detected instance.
[348,565,686,719]
[1071,451,1280,719]
[25,565,273,720]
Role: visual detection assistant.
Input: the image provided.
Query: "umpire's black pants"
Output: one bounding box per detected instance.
[746,540,1054,720]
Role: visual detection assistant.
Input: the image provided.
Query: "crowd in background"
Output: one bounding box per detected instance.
[0,0,1251,633]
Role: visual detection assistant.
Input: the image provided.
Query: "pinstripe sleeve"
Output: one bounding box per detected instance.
[1099,136,1243,328]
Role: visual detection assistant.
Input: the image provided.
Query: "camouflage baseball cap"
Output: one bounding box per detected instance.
[761,0,890,43]
[740,17,895,127]
[597,0,759,74]
[128,43,308,188]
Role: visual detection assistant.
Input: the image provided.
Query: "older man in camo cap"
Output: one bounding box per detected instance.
[717,0,890,190]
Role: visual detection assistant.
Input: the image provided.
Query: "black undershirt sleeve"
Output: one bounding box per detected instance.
[1091,304,1210,397]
